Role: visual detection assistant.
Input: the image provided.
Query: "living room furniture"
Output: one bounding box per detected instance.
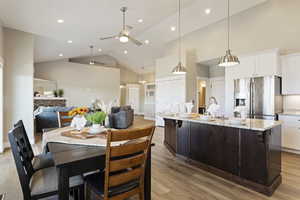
[57,111,73,128]
[35,106,74,133]
[109,106,134,129]
[13,120,54,171]
[46,140,153,200]
[85,126,155,200]
[8,125,84,200]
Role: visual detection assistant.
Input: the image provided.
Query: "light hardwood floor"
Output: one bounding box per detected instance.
[1,117,300,200]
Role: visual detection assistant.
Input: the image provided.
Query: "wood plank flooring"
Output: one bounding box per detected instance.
[1,117,300,200]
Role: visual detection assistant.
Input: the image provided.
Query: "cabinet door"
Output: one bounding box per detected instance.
[237,55,256,78]
[164,119,177,154]
[206,125,224,170]
[176,121,190,157]
[255,52,279,77]
[222,127,239,175]
[240,130,268,185]
[282,55,300,95]
[190,123,210,164]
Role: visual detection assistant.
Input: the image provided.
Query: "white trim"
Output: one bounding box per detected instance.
[0,56,3,67]
[144,116,155,121]
[155,74,185,82]
[282,147,300,155]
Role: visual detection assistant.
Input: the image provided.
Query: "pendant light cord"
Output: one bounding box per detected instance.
[227,0,230,51]
[178,0,182,64]
[123,10,125,30]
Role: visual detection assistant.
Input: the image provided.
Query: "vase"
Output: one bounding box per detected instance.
[71,115,87,131]
[89,124,105,134]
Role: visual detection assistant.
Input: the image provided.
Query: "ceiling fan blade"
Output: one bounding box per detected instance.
[125,25,133,30]
[100,35,118,40]
[128,36,143,46]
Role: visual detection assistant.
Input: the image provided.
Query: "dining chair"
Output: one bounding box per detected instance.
[9,125,84,200]
[57,111,73,128]
[14,120,54,171]
[85,126,155,200]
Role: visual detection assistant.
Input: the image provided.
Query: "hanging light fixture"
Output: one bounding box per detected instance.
[218,0,240,67]
[172,0,187,74]
[89,45,95,65]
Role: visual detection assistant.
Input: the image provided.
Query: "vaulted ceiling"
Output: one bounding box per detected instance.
[0,0,267,73]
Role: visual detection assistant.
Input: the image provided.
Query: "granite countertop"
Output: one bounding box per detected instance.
[279,110,300,116]
[162,114,282,131]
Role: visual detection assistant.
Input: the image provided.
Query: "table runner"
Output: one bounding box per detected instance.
[42,126,124,148]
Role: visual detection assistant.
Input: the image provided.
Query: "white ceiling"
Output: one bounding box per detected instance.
[0,0,267,73]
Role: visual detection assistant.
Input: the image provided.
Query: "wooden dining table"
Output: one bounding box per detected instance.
[43,127,152,200]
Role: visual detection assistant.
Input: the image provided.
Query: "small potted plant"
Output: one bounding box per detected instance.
[85,111,107,134]
[58,89,64,97]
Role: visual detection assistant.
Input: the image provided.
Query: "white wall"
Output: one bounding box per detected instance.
[3,28,34,146]
[34,60,120,107]
[0,22,3,152]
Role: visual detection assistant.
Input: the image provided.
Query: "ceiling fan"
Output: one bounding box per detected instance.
[100,7,143,46]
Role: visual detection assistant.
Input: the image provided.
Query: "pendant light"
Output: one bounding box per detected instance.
[218,0,240,67]
[89,45,95,65]
[172,0,187,74]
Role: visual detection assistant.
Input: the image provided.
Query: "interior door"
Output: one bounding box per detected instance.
[127,87,140,113]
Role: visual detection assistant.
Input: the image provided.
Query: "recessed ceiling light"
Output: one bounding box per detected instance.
[67,40,73,44]
[144,40,150,44]
[124,50,128,54]
[205,8,211,15]
[138,18,143,23]
[57,19,64,23]
[59,53,63,57]
[98,48,102,52]
[170,26,176,31]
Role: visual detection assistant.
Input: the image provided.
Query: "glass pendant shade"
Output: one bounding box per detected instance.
[89,60,95,65]
[172,62,187,75]
[218,50,240,67]
[119,35,129,43]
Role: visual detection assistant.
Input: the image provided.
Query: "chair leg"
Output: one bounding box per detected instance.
[139,187,145,200]
[79,185,85,200]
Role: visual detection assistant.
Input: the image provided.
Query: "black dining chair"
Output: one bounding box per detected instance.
[14,120,54,171]
[9,125,85,200]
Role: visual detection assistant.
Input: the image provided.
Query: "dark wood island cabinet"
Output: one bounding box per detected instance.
[163,117,282,196]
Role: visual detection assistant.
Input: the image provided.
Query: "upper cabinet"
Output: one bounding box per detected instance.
[226,49,280,79]
[281,54,300,95]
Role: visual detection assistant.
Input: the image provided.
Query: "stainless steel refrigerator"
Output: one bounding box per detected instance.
[234,76,283,120]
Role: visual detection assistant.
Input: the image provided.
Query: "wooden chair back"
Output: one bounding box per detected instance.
[104,126,155,200]
[57,111,73,128]
[8,125,34,199]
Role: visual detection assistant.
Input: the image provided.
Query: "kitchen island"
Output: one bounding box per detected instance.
[163,115,282,196]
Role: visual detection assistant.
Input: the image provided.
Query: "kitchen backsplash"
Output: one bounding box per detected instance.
[283,95,300,111]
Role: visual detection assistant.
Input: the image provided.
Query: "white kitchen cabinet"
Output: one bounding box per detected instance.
[279,115,300,151]
[281,54,300,95]
[226,49,280,79]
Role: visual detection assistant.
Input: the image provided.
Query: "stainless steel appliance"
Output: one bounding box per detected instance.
[234,76,283,120]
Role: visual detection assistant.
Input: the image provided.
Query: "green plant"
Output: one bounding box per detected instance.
[85,111,106,124]
[58,89,64,97]
[53,90,58,97]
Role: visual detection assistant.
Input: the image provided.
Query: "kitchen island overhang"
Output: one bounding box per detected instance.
[163,115,282,196]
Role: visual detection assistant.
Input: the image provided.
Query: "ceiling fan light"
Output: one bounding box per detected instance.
[119,35,129,43]
[172,62,187,75]
[218,50,240,67]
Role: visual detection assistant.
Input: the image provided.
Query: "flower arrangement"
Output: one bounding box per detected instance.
[85,111,107,125]
[68,107,89,117]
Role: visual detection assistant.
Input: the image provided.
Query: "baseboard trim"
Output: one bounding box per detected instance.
[282,147,300,155]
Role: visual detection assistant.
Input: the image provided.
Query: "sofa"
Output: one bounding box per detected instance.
[35,106,75,133]
[109,106,134,129]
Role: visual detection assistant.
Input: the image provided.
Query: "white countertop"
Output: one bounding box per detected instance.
[34,97,67,100]
[162,114,282,131]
